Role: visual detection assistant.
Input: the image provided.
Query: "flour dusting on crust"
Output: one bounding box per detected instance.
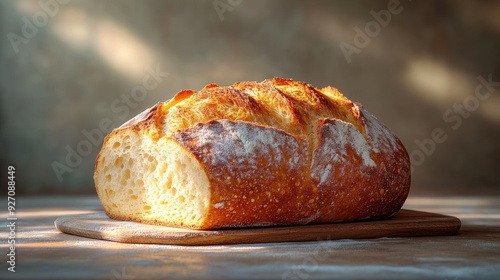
[214,202,225,209]
[360,108,398,154]
[311,118,376,187]
[173,120,304,179]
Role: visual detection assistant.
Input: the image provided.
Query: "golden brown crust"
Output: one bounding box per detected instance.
[99,77,411,229]
[172,120,312,228]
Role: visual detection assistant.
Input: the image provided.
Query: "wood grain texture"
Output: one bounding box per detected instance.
[54,209,461,245]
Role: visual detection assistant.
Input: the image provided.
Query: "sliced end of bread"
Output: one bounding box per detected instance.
[94,128,210,228]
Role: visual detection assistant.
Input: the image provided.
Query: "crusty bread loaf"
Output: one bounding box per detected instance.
[94,78,410,229]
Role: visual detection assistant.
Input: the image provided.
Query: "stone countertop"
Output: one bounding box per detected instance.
[1,195,500,279]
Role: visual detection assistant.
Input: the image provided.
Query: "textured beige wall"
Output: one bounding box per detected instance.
[1,0,499,195]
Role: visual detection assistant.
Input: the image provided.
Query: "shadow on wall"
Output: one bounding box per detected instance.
[0,0,499,195]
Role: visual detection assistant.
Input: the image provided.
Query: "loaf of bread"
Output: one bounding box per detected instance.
[94,78,410,229]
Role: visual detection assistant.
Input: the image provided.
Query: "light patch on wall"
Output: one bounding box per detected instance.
[405,58,473,105]
[479,96,500,123]
[51,8,158,82]
[93,19,156,81]
[51,7,91,50]
[15,0,40,14]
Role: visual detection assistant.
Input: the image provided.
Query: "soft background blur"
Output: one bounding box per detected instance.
[1,0,499,195]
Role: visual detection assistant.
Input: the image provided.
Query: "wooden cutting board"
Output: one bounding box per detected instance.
[54,209,461,246]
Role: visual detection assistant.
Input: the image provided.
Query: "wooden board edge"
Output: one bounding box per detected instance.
[54,209,462,246]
